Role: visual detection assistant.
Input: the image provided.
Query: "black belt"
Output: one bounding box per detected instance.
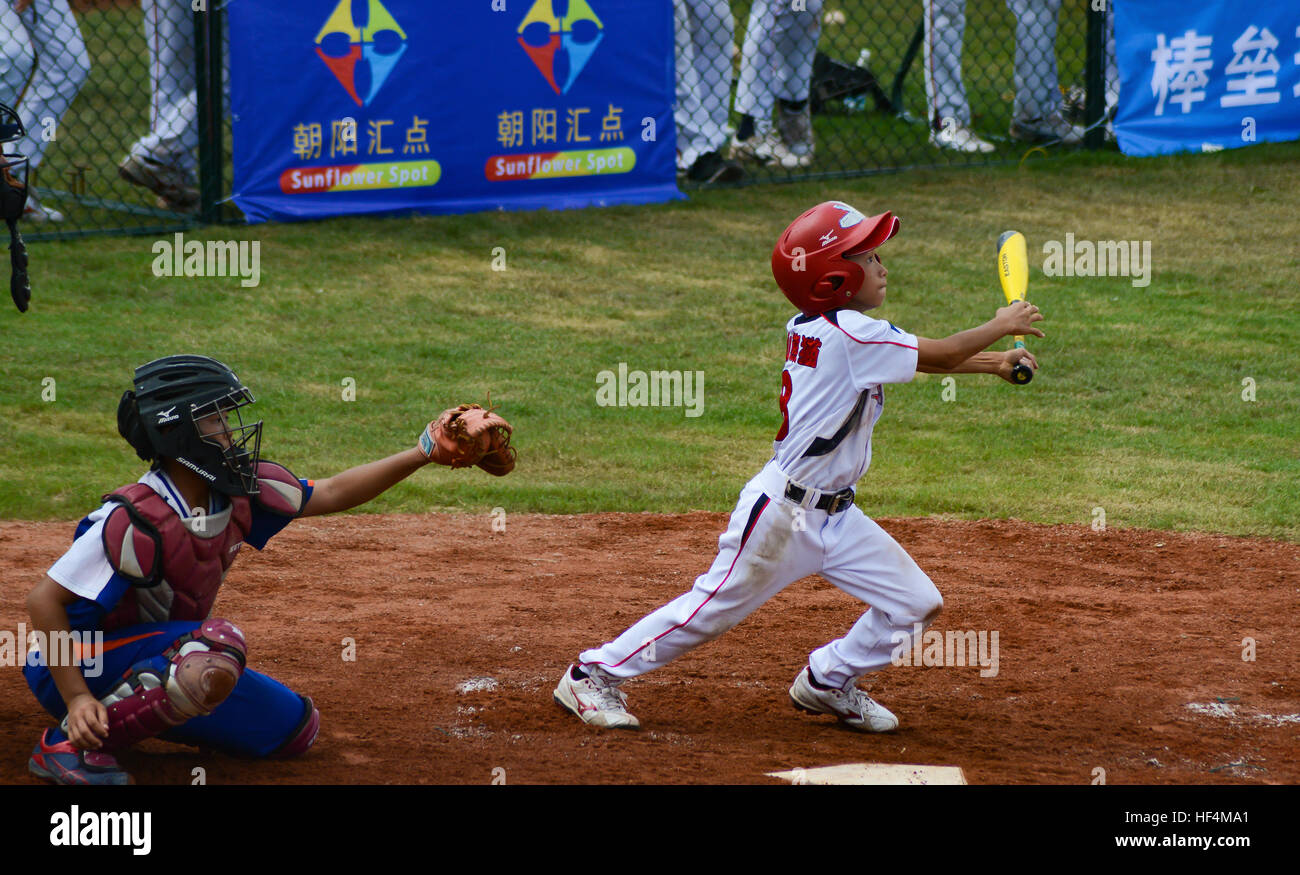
[784,482,855,514]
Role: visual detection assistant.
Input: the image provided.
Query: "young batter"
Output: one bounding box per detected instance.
[25,354,513,784]
[555,200,1042,731]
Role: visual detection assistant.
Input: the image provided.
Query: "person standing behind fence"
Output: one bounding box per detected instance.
[926,0,1082,154]
[0,0,91,222]
[674,0,744,183]
[1004,0,1081,145]
[729,0,822,170]
[118,0,200,213]
[0,5,34,108]
[925,0,994,153]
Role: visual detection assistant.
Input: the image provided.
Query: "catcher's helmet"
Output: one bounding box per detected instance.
[1,101,31,312]
[771,201,900,315]
[117,355,263,496]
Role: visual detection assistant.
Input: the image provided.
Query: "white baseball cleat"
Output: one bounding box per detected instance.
[554,665,640,730]
[730,129,809,171]
[23,193,64,223]
[928,118,996,154]
[789,666,899,732]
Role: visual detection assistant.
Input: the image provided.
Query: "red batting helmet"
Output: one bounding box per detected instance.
[771,201,900,315]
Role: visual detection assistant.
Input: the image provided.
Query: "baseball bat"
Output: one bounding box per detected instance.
[996,230,1033,385]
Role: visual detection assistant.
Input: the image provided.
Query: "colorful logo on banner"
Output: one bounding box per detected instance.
[230,0,683,223]
[315,0,408,107]
[517,0,604,95]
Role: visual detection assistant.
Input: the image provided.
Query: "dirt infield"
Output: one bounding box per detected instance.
[2,513,1297,785]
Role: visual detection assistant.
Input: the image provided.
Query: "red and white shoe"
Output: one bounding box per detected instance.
[22,193,63,223]
[28,728,132,785]
[789,666,899,732]
[553,664,640,730]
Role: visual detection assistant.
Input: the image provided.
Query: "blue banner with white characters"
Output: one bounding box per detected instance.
[229,0,682,222]
[1113,1,1300,156]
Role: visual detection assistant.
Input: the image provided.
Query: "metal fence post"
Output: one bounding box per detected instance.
[195,2,225,224]
[1084,0,1107,150]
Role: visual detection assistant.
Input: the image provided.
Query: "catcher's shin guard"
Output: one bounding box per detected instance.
[93,619,247,751]
[270,695,320,759]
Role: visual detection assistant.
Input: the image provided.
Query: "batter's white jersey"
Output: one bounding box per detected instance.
[774,309,918,492]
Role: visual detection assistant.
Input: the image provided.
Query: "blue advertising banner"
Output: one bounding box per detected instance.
[229,0,682,222]
[1113,1,1300,156]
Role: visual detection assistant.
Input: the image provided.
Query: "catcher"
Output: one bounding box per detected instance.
[23,354,514,784]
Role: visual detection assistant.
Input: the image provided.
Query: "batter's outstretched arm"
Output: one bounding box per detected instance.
[915,301,1044,370]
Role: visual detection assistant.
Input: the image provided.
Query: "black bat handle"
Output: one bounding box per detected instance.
[8,217,29,313]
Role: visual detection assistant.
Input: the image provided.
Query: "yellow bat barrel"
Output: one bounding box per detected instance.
[996,230,1032,385]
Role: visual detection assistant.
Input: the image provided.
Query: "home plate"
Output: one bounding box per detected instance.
[766,763,968,785]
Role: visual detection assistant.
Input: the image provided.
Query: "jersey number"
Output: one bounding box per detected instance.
[776,370,792,441]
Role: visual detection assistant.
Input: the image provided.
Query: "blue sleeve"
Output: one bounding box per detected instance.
[64,573,133,634]
[245,479,313,550]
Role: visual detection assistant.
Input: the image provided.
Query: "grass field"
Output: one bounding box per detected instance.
[2,141,1298,539]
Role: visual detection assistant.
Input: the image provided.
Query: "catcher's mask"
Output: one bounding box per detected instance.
[1,101,31,312]
[117,355,263,497]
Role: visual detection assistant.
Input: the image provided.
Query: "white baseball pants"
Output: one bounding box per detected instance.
[131,0,197,169]
[580,460,943,690]
[0,3,33,103]
[674,0,735,170]
[733,0,824,132]
[1005,0,1064,122]
[1,0,90,169]
[925,0,1067,127]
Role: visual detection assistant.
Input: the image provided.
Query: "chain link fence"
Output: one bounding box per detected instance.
[6,0,1107,241]
[678,0,1110,185]
[2,0,229,243]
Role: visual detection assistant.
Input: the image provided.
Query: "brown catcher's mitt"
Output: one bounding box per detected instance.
[418,403,516,475]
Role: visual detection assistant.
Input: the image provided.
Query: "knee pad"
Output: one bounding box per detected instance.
[269,695,320,759]
[96,619,247,751]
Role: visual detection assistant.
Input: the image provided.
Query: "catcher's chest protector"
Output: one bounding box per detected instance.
[100,484,253,631]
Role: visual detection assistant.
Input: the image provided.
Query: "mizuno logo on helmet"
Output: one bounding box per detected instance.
[820,231,838,246]
[156,407,179,424]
